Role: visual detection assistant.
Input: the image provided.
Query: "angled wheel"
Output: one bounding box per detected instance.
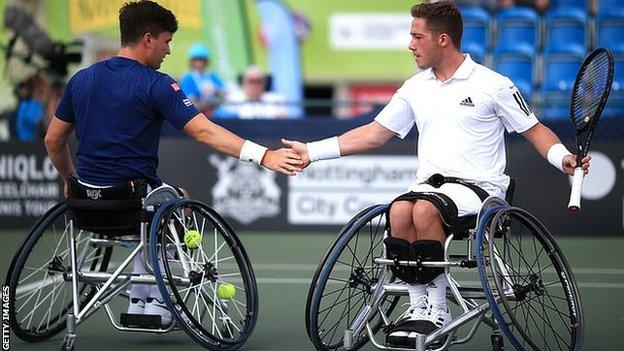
[306,204,400,351]
[150,199,258,351]
[477,207,583,351]
[7,202,112,342]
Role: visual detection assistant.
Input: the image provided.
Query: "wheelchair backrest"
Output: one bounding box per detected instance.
[65,176,147,236]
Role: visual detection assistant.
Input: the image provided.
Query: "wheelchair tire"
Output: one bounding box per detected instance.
[306,204,400,351]
[7,202,112,342]
[477,207,584,351]
[149,199,258,351]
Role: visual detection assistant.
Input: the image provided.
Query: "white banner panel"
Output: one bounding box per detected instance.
[329,13,412,50]
[288,155,417,224]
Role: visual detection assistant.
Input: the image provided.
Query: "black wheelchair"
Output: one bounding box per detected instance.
[306,192,584,351]
[6,178,258,351]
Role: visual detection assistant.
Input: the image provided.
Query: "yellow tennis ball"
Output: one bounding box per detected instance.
[184,230,202,249]
[217,283,236,300]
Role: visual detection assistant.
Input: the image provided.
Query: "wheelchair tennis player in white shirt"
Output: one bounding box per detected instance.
[283,1,590,347]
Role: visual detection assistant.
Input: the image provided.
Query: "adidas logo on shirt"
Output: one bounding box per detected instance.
[459,97,475,107]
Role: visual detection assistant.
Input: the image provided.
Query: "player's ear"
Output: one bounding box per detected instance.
[438,33,450,48]
[143,32,154,49]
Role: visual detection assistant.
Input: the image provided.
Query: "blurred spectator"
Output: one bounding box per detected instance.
[216,66,288,119]
[179,43,226,115]
[498,0,550,12]
[13,78,45,141]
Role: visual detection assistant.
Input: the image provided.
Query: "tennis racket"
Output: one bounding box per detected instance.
[568,47,614,211]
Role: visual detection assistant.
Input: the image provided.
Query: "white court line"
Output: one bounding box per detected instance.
[254,277,624,289]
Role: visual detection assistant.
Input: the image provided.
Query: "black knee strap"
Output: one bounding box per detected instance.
[411,240,444,284]
[388,192,460,235]
[384,237,417,284]
[384,238,445,284]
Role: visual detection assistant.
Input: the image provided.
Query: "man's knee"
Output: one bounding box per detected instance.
[389,201,415,235]
[412,200,441,227]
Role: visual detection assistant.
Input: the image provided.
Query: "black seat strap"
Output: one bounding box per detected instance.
[424,174,489,202]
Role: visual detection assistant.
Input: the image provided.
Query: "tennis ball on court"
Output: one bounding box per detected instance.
[184,230,202,249]
[217,283,236,300]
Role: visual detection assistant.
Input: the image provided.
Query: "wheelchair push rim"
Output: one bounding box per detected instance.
[7,202,112,342]
[306,204,400,351]
[150,199,258,350]
[478,207,583,351]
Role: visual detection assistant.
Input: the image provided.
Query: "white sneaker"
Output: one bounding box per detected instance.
[126,298,145,314]
[144,298,172,326]
[386,303,452,348]
[144,297,195,327]
[422,305,452,330]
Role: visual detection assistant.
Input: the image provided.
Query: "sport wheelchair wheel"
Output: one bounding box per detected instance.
[6,202,112,342]
[477,207,583,351]
[149,199,258,350]
[306,204,400,351]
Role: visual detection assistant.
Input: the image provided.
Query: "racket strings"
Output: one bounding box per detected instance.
[571,51,611,130]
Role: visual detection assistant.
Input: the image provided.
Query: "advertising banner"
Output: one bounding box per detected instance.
[1,139,621,236]
[0,143,62,228]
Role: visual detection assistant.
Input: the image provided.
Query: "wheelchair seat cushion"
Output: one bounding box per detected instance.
[66,176,147,236]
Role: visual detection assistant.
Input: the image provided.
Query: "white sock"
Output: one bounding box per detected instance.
[129,253,149,301]
[407,284,427,309]
[427,274,447,310]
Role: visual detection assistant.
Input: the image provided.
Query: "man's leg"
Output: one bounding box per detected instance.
[127,254,150,314]
[411,201,451,334]
[387,201,428,328]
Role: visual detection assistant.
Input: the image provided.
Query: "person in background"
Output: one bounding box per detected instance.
[216,65,288,119]
[13,78,45,141]
[179,43,226,116]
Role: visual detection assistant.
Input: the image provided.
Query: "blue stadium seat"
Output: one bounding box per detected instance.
[542,53,583,92]
[598,0,624,15]
[461,7,490,63]
[464,42,486,64]
[494,52,534,99]
[597,12,624,55]
[604,56,624,118]
[540,53,584,120]
[545,8,588,55]
[550,0,587,10]
[495,7,540,56]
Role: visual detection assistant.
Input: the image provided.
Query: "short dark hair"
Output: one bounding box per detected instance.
[119,1,178,46]
[411,1,463,50]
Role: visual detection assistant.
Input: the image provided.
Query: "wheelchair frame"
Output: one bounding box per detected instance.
[306,197,583,351]
[7,185,258,351]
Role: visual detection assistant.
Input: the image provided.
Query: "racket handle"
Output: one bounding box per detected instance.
[567,167,584,212]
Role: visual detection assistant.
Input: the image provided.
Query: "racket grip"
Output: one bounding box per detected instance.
[567,167,584,212]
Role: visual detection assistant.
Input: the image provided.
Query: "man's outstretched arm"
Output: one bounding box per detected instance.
[182,113,303,175]
[282,121,397,168]
[522,122,590,175]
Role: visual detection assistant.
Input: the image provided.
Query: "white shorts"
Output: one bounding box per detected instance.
[407,182,484,217]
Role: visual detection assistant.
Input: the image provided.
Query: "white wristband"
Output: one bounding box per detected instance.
[239,140,268,165]
[547,143,572,172]
[307,137,341,162]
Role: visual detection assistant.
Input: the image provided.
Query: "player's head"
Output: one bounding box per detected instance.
[119,1,178,69]
[188,44,210,71]
[409,1,463,69]
[242,66,268,100]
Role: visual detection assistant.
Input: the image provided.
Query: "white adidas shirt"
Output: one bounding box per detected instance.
[375,55,538,197]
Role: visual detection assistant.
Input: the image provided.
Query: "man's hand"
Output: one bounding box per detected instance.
[281,139,311,169]
[261,148,303,176]
[562,154,591,176]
